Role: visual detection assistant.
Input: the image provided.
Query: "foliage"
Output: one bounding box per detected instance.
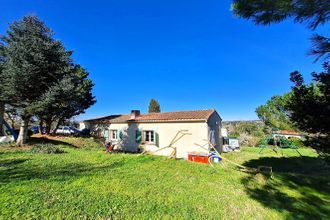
[224,121,265,146]
[1,16,72,111]
[0,141,15,147]
[309,34,330,62]
[0,15,95,144]
[287,62,330,153]
[61,136,103,149]
[30,144,64,154]
[288,137,306,148]
[256,93,296,130]
[0,40,6,135]
[0,146,328,219]
[148,99,161,113]
[32,65,96,133]
[238,132,263,147]
[0,16,72,145]
[232,0,330,61]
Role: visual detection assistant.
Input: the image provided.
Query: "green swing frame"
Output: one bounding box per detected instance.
[258,135,302,156]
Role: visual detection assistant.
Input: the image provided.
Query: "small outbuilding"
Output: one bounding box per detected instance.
[80,109,222,159]
[272,130,303,139]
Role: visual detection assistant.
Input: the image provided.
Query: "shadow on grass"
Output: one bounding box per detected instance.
[28,137,78,148]
[242,156,330,219]
[0,158,29,167]
[0,156,124,184]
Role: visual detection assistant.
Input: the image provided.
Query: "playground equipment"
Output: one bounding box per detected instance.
[258,135,302,156]
[195,138,273,177]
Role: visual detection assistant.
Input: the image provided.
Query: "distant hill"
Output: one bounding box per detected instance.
[222,120,263,126]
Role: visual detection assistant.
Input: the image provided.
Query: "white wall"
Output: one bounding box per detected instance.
[105,121,210,159]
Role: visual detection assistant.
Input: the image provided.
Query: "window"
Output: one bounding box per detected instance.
[110,130,118,140]
[144,130,155,143]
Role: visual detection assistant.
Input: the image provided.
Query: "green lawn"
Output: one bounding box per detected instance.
[0,139,329,219]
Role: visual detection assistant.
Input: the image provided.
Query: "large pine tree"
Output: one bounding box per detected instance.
[1,16,77,145]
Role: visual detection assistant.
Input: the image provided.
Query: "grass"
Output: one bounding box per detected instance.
[0,138,329,219]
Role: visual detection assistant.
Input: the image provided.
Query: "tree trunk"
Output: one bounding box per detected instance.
[45,119,52,135]
[53,118,63,135]
[16,115,30,146]
[39,119,44,134]
[0,102,4,136]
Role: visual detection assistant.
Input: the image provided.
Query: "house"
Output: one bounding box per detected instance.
[80,109,222,159]
[272,130,303,139]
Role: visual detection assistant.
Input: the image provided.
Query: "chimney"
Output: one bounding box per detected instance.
[130,110,140,120]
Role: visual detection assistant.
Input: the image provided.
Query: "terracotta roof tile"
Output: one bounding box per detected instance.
[274,130,301,135]
[85,109,217,123]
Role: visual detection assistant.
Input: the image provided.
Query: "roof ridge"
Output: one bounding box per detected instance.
[83,109,217,122]
[139,109,215,115]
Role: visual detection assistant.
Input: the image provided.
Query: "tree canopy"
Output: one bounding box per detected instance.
[148,99,161,113]
[289,67,329,134]
[0,15,95,145]
[287,62,329,152]
[255,93,295,130]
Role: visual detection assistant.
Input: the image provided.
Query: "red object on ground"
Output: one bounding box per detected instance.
[188,152,209,164]
[107,145,114,152]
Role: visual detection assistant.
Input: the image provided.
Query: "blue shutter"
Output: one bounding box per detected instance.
[136,129,142,143]
[155,131,159,147]
[118,129,122,141]
[103,129,109,141]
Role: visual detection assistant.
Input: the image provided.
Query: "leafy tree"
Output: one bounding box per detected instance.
[256,93,296,130]
[223,121,265,146]
[287,62,330,153]
[232,0,330,61]
[148,99,161,113]
[1,15,73,145]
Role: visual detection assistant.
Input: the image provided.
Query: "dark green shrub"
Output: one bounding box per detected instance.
[289,137,305,148]
[31,144,64,154]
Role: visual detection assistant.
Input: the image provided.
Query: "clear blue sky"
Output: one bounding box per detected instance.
[1,0,327,121]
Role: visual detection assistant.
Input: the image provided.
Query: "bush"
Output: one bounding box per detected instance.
[238,132,263,147]
[0,141,15,147]
[289,137,305,148]
[31,144,64,154]
[61,137,103,149]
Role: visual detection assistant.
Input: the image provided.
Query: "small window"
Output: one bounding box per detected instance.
[144,130,155,143]
[110,130,118,140]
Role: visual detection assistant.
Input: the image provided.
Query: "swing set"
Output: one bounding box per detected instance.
[258,135,302,156]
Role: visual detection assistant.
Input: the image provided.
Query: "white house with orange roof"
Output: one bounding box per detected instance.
[80,109,222,159]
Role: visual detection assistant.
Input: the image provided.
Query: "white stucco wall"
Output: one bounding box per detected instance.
[107,121,210,159]
[79,122,90,130]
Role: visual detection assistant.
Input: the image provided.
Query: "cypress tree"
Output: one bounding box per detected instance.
[148,99,161,113]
